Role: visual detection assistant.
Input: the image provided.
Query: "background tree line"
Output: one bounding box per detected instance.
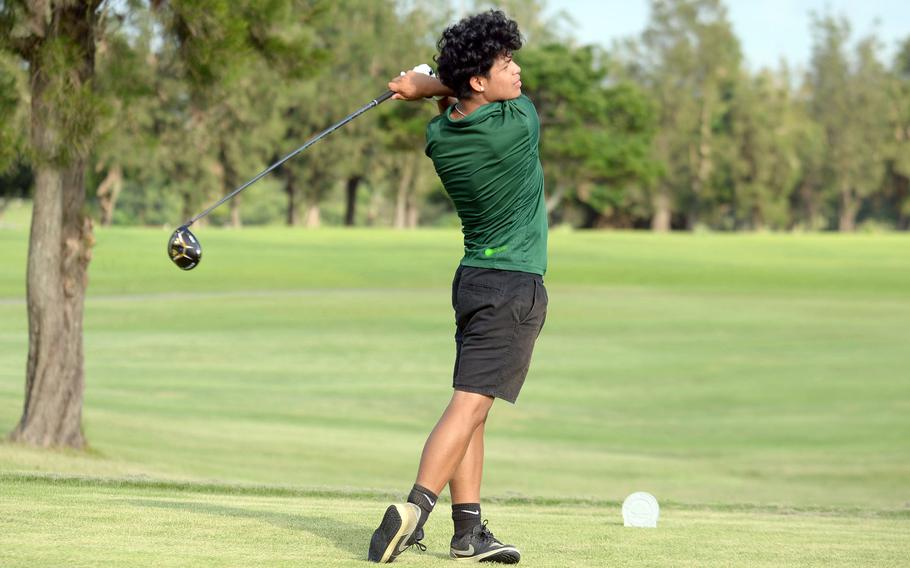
[0,0,907,447]
[2,0,910,235]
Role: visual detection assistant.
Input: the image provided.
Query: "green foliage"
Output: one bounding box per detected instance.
[243,0,330,79]
[884,38,910,226]
[0,98,30,218]
[0,1,27,51]
[159,0,327,95]
[131,0,329,226]
[0,52,25,175]
[521,43,659,226]
[269,0,446,227]
[807,13,892,230]
[18,29,107,167]
[624,0,743,229]
[3,0,910,230]
[161,0,253,91]
[724,70,804,229]
[88,8,158,223]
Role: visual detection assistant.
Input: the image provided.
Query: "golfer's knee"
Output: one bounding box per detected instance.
[452,391,493,426]
[472,404,491,426]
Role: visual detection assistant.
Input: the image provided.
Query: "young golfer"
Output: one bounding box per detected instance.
[368,10,547,564]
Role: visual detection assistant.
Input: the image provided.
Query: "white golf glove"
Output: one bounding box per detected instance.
[401,63,435,78]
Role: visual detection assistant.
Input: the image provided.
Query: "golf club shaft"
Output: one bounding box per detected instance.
[185,89,395,227]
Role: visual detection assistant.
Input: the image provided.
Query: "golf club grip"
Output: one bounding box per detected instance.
[373,90,395,105]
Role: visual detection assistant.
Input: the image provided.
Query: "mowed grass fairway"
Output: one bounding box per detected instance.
[1,225,909,566]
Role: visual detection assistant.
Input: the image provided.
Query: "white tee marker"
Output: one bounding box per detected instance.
[622,492,660,528]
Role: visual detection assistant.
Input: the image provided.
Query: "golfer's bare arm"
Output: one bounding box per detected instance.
[388,71,455,114]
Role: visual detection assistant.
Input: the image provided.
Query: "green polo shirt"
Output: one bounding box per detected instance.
[425,94,547,275]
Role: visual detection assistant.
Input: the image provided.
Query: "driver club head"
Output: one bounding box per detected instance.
[168,226,202,270]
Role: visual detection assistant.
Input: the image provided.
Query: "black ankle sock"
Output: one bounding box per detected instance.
[407,484,437,530]
[452,503,481,537]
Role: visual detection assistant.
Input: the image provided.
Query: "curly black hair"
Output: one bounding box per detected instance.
[435,10,523,99]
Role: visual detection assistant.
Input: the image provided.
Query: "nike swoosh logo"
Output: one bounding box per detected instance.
[397,538,411,553]
[456,509,480,515]
[451,544,475,556]
[420,493,435,507]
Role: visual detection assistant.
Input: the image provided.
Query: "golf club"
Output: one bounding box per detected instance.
[168,64,434,270]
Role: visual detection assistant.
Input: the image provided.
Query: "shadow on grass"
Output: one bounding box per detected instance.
[130,499,370,560]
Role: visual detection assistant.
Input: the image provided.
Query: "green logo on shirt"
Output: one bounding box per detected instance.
[484,245,509,257]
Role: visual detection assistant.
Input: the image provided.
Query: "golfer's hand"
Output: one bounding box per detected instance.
[388,71,453,101]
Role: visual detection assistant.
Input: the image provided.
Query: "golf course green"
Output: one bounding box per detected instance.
[1,224,908,566]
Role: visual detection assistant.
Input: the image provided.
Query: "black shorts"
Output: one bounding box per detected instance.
[451,265,548,404]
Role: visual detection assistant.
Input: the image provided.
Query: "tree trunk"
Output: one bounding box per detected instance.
[895,174,909,231]
[651,189,671,232]
[687,101,713,230]
[10,165,91,448]
[579,201,603,229]
[394,159,415,229]
[406,166,424,228]
[344,175,361,226]
[576,183,598,229]
[96,164,122,226]
[180,187,194,227]
[366,184,381,226]
[838,186,858,232]
[285,169,300,226]
[10,2,98,447]
[799,178,820,230]
[593,213,613,229]
[304,203,320,228]
[406,197,419,228]
[229,194,242,228]
[545,185,564,214]
[751,206,764,232]
[220,144,241,228]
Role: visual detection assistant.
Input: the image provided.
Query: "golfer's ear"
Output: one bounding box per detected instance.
[469,75,485,94]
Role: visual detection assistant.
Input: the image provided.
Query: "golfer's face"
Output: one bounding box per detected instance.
[486,54,522,100]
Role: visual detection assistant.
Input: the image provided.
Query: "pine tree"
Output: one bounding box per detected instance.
[1,0,107,448]
[808,14,890,231]
[627,0,742,231]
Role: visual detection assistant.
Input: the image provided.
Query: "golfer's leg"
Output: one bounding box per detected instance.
[415,390,493,495]
[369,393,489,563]
[448,421,484,503]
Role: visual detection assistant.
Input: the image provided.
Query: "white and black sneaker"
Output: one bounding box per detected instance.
[450,520,521,563]
[368,503,426,563]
